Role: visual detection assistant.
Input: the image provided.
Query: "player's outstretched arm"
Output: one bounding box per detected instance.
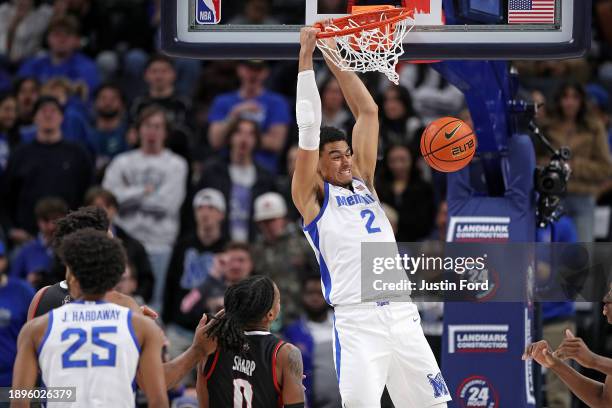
[277,343,305,406]
[293,26,324,225]
[10,316,47,408]
[523,340,612,408]
[133,314,169,408]
[163,312,219,389]
[321,37,379,187]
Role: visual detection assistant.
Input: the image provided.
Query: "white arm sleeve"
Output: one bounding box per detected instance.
[296,70,322,151]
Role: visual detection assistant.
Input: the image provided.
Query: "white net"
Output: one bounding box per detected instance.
[316,11,414,84]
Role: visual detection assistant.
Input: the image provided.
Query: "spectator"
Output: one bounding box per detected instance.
[398,63,464,123]
[229,0,281,25]
[32,77,92,151]
[103,105,188,310]
[378,84,424,157]
[376,144,436,242]
[13,76,39,138]
[9,197,67,289]
[131,55,192,127]
[0,0,54,64]
[2,96,93,237]
[163,188,228,359]
[197,117,276,242]
[320,75,351,133]
[17,15,99,97]
[283,275,343,408]
[180,242,254,330]
[90,83,129,176]
[130,55,192,160]
[251,192,317,326]
[0,92,19,175]
[85,187,155,304]
[0,240,35,388]
[539,81,612,242]
[207,60,290,172]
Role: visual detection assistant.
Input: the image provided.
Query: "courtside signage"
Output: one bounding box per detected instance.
[448,325,509,354]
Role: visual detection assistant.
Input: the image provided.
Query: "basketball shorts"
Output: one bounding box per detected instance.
[332,301,451,407]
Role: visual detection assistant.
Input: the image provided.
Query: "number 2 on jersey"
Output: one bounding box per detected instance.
[361,209,381,234]
[233,379,253,408]
[61,326,117,368]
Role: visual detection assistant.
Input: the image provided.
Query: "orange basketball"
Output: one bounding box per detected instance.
[420,117,477,172]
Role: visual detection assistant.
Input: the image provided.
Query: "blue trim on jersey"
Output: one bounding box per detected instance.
[72,300,108,304]
[304,224,333,305]
[37,310,54,356]
[302,181,329,231]
[333,313,341,384]
[127,310,141,353]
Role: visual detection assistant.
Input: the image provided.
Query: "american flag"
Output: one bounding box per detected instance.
[508,0,555,24]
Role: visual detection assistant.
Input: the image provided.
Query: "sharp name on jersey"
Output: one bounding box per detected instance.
[303,178,398,306]
[233,356,256,376]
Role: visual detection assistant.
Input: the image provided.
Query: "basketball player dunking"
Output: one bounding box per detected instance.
[196,276,305,408]
[12,229,168,408]
[292,27,451,407]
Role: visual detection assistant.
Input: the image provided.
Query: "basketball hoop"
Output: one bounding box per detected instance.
[315,7,415,84]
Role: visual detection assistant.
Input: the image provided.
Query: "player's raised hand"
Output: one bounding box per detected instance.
[299,26,320,55]
[192,309,224,358]
[522,340,559,368]
[554,329,596,368]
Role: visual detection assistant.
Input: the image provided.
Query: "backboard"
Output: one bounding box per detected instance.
[161,0,591,60]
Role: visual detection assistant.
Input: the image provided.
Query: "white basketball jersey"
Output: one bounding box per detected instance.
[303,178,401,306]
[38,301,140,408]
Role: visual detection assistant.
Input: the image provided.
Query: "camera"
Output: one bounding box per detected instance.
[534,147,571,196]
[530,122,572,227]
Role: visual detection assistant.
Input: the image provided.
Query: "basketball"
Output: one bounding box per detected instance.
[420,117,477,173]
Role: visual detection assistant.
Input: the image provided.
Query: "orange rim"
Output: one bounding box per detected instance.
[314,8,414,39]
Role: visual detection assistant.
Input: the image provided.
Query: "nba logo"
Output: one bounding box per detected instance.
[195,0,221,25]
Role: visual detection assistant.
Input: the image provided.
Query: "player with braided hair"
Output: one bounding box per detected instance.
[197,275,305,408]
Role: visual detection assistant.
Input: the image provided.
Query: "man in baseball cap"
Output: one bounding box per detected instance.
[252,192,318,327]
[193,188,226,214]
[163,188,228,357]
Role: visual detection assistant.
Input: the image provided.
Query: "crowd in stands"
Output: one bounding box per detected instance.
[1,1,612,407]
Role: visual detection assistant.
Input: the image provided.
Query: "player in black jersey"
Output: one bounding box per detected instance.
[197,275,305,408]
[27,206,144,319]
[26,206,219,390]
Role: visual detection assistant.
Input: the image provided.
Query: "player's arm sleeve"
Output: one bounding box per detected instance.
[296,70,321,150]
[292,70,323,221]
